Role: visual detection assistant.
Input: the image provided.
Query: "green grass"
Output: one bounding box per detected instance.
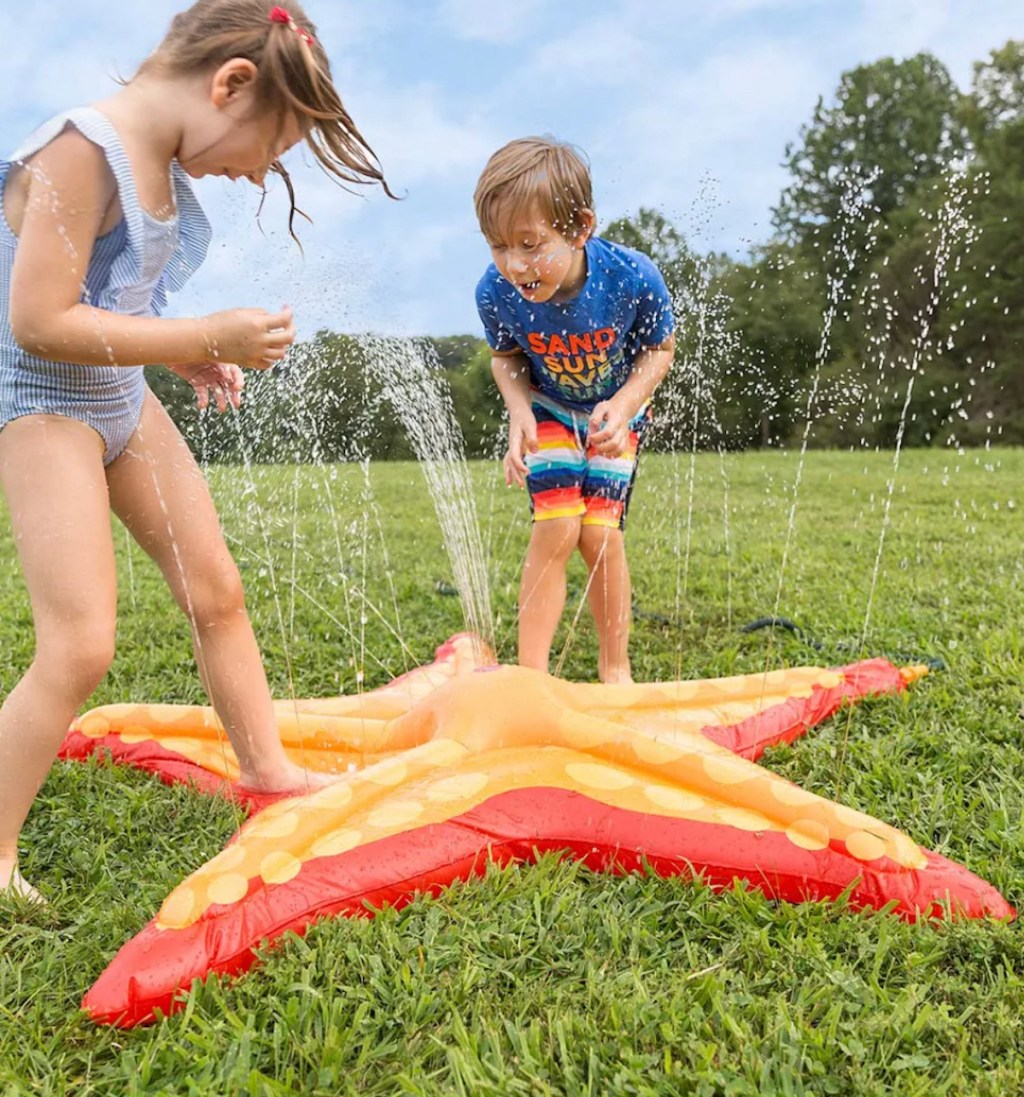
[1,448,1023,1096]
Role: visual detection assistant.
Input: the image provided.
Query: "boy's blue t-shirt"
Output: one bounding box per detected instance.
[475,236,675,411]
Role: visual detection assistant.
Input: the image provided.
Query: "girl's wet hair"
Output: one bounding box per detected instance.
[474,137,593,244]
[142,0,396,238]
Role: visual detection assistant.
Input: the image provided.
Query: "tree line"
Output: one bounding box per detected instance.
[150,39,1024,461]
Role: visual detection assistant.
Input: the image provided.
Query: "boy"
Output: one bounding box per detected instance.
[474,136,675,683]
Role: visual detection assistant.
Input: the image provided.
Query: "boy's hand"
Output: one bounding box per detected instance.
[504,411,539,487]
[168,360,244,412]
[588,400,631,456]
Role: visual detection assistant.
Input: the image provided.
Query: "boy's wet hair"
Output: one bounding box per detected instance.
[142,0,395,237]
[474,137,593,244]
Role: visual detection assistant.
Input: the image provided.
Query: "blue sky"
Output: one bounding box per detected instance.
[1,0,1020,338]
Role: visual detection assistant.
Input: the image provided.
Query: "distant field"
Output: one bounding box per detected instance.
[2,449,1022,1096]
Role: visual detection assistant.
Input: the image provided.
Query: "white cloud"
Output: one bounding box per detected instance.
[304,0,403,52]
[530,17,649,82]
[857,0,1022,85]
[436,0,546,44]
[600,37,822,219]
[349,82,498,188]
[699,0,823,17]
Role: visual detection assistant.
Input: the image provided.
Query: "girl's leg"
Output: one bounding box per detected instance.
[578,524,633,684]
[518,516,581,673]
[0,417,117,896]
[105,393,319,793]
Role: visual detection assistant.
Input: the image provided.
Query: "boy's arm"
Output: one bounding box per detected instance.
[490,349,533,416]
[491,349,538,487]
[588,334,676,456]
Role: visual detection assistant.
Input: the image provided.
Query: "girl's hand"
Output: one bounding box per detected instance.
[504,411,539,487]
[200,306,296,370]
[169,361,244,412]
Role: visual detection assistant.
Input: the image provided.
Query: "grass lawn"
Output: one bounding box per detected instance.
[1,448,1022,1096]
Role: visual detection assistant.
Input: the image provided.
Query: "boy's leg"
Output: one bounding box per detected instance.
[578,525,632,683]
[105,393,323,793]
[0,416,117,896]
[519,515,581,672]
[578,410,648,683]
[520,393,588,673]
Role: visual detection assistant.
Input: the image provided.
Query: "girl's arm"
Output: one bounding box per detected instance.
[9,130,291,369]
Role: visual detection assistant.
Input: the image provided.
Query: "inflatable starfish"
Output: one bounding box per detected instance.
[60,635,1014,1027]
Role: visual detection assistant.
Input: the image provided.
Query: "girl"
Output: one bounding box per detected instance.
[0,0,393,901]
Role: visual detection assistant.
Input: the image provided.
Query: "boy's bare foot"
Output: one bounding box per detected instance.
[599,668,634,685]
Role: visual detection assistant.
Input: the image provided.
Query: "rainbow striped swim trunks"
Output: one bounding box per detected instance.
[525,389,651,530]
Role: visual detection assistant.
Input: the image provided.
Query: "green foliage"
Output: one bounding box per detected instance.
[774,53,967,256]
[728,41,1020,450]
[961,40,1024,147]
[714,243,825,447]
[596,47,1022,452]
[940,41,1024,443]
[442,339,505,459]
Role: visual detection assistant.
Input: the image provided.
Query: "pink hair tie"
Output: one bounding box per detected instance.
[268,6,314,46]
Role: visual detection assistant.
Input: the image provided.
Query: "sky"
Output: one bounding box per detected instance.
[0,0,1020,339]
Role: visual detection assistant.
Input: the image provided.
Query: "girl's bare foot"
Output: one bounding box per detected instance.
[1,867,46,905]
[238,761,339,795]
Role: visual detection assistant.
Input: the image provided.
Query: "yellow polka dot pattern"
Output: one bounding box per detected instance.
[158,737,471,929]
[72,705,240,780]
[73,657,927,934]
[785,820,831,851]
[157,743,926,932]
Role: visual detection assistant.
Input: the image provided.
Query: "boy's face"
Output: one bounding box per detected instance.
[486,203,594,304]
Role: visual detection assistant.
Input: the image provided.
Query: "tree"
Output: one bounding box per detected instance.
[603,207,702,312]
[442,340,505,458]
[774,54,967,264]
[943,40,1024,442]
[427,334,485,374]
[603,209,710,448]
[961,40,1024,146]
[715,244,827,447]
[145,41,1024,460]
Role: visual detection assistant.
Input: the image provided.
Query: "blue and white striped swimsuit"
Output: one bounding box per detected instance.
[0,107,211,464]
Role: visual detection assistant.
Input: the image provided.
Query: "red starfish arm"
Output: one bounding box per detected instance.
[82,786,1014,1028]
[701,658,917,758]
